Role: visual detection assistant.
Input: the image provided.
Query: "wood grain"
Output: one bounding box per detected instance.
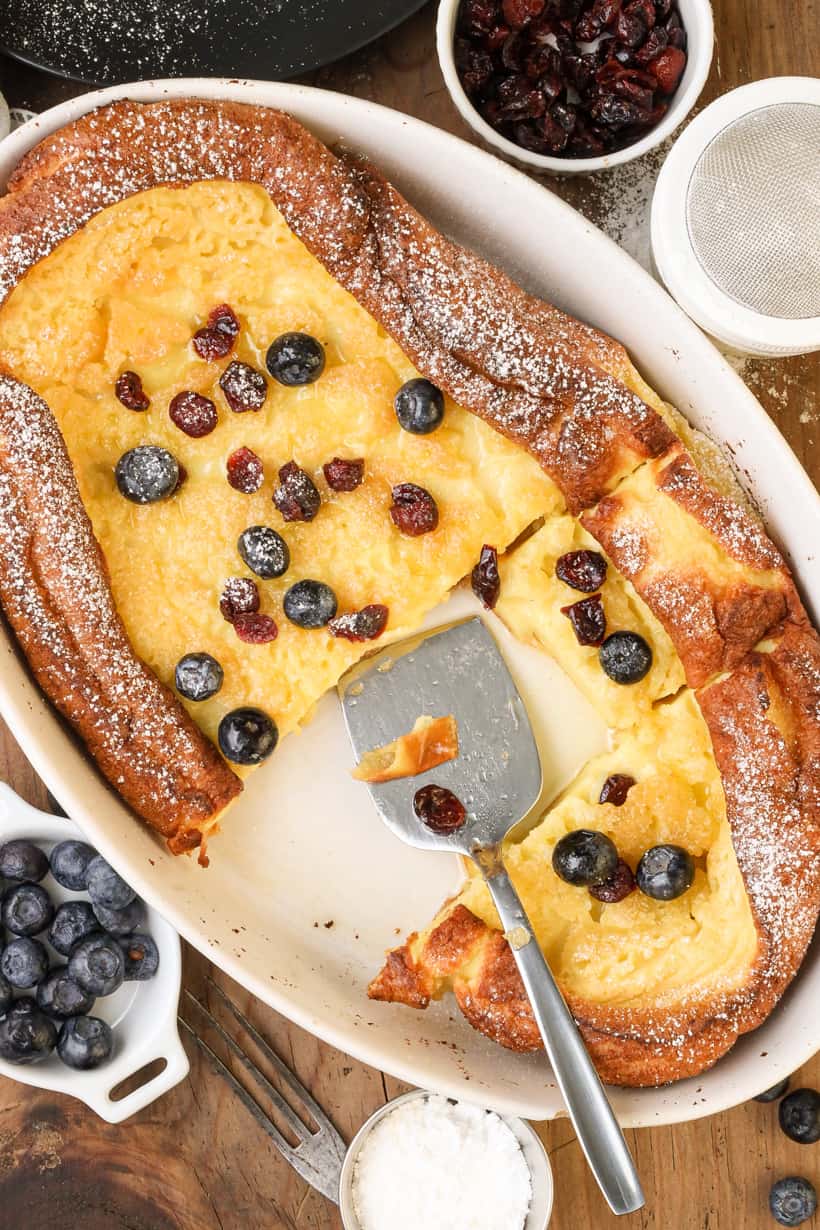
[0,2,818,1226]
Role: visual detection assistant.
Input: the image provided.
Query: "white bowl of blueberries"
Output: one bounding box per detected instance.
[0,784,188,1122]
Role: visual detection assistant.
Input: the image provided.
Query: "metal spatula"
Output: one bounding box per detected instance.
[339,617,644,1216]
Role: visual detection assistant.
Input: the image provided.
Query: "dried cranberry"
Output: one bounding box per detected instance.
[539,110,572,152]
[192,304,240,361]
[556,549,607,591]
[323,457,364,492]
[649,44,685,92]
[655,0,673,17]
[390,484,439,537]
[220,577,260,623]
[598,773,636,806]
[562,52,598,91]
[612,76,655,109]
[589,859,636,903]
[615,7,646,44]
[274,461,321,523]
[627,0,655,28]
[471,544,501,609]
[169,391,218,438]
[233,612,278,644]
[459,0,500,36]
[590,94,647,128]
[455,38,494,93]
[227,447,264,494]
[595,0,622,25]
[666,23,686,49]
[524,42,561,80]
[501,30,527,71]
[561,594,606,645]
[635,23,667,62]
[413,785,467,834]
[115,371,150,411]
[219,360,268,413]
[497,75,547,120]
[502,0,545,28]
[574,9,601,40]
[328,604,389,642]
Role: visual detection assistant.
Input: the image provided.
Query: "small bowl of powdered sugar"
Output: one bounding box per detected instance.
[339,1089,553,1230]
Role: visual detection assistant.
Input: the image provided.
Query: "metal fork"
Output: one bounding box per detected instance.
[180,978,347,1204]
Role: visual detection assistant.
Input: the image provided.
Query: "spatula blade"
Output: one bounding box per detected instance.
[338,617,542,852]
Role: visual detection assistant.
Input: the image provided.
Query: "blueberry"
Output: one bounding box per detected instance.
[68,934,125,997]
[49,839,97,890]
[36,966,95,1019]
[118,934,160,981]
[92,896,145,937]
[0,839,48,882]
[769,1177,817,1227]
[175,652,224,702]
[779,1089,820,1144]
[218,708,279,766]
[237,525,290,579]
[1,937,50,988]
[283,579,338,629]
[266,332,325,386]
[115,445,180,504]
[58,1015,113,1070]
[86,855,135,910]
[636,844,694,901]
[599,631,653,684]
[755,1076,791,1103]
[48,900,98,957]
[0,972,11,1015]
[394,379,445,435]
[2,883,54,936]
[552,829,619,887]
[0,998,58,1064]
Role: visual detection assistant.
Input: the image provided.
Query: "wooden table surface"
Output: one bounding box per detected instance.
[0,3,818,1227]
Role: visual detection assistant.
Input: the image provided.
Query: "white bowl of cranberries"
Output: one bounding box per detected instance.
[437,0,714,173]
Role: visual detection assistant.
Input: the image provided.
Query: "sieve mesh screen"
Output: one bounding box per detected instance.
[686,102,820,320]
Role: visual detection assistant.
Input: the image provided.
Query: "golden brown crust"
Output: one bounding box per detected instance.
[582,441,807,686]
[0,98,674,515]
[0,375,242,856]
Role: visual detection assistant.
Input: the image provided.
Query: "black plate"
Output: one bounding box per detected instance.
[0,0,427,87]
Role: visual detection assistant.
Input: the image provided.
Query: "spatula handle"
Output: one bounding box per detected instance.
[478,852,644,1217]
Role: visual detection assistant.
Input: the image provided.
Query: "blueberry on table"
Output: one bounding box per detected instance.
[49,900,98,957]
[85,856,136,911]
[266,332,326,386]
[779,1089,820,1145]
[283,579,338,629]
[552,829,619,887]
[50,839,97,891]
[58,1015,113,1071]
[636,844,694,901]
[237,525,290,580]
[0,972,11,1015]
[175,653,224,702]
[36,967,95,1019]
[118,934,160,981]
[2,883,54,936]
[769,1177,817,1227]
[754,1076,791,1103]
[0,839,48,883]
[68,934,125,998]
[1,937,50,989]
[115,445,180,504]
[0,998,58,1064]
[218,708,279,766]
[599,630,653,684]
[92,896,146,937]
[394,379,445,435]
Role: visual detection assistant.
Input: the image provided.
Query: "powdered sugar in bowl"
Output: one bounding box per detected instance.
[339,1089,553,1230]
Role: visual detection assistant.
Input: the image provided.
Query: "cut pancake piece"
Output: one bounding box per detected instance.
[494,515,684,728]
[0,180,563,765]
[370,691,761,1084]
[582,441,806,687]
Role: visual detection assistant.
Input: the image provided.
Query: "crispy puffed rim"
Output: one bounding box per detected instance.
[0,100,817,1083]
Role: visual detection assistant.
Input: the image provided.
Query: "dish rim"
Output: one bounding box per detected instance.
[0,77,817,1126]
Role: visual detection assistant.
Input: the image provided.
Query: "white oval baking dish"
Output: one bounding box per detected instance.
[0,79,817,1126]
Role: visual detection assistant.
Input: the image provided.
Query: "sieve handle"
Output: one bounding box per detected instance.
[477,847,644,1217]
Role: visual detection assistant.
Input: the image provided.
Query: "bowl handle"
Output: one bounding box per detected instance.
[85,1029,190,1125]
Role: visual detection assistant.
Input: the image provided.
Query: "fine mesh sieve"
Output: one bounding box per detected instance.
[685,102,820,321]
